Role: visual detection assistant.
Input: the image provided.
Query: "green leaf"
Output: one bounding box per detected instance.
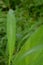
[12,25,43,65]
[7,9,16,65]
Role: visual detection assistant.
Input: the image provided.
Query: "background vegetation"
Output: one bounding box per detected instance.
[0,0,43,65]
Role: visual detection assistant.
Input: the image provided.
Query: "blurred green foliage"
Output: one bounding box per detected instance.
[0,0,43,65]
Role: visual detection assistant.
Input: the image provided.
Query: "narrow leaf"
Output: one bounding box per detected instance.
[7,9,16,65]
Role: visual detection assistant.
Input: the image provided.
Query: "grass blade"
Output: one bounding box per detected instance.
[7,9,16,65]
